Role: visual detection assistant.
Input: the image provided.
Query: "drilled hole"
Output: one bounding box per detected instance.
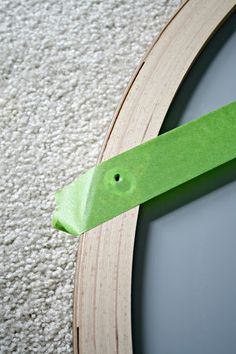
[114,173,120,182]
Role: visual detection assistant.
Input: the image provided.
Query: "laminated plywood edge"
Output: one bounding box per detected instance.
[73,1,236,353]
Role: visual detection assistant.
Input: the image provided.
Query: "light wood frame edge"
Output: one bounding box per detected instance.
[73,1,236,353]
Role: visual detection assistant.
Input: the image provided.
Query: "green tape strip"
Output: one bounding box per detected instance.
[52,101,236,236]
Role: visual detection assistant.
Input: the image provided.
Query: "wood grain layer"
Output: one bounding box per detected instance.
[73,1,236,353]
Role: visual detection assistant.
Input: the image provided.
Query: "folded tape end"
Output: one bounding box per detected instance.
[52,190,80,237]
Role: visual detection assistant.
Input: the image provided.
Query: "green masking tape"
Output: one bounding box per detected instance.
[52,101,236,236]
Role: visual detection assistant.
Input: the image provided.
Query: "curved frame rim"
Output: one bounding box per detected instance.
[73,1,236,353]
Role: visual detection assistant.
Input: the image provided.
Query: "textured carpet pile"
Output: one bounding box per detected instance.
[0,0,180,352]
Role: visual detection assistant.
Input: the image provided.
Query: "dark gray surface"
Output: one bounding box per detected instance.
[132,11,236,354]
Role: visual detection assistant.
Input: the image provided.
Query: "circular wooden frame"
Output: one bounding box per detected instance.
[73,1,236,353]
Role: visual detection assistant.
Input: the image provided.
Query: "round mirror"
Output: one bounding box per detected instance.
[133,11,236,354]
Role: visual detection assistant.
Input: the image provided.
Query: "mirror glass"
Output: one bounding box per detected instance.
[132,11,236,354]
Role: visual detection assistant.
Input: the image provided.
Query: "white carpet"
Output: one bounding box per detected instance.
[0,0,180,352]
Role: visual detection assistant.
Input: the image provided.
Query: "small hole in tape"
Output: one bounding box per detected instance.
[114,173,120,182]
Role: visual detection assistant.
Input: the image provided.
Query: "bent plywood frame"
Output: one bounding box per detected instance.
[73,1,236,353]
